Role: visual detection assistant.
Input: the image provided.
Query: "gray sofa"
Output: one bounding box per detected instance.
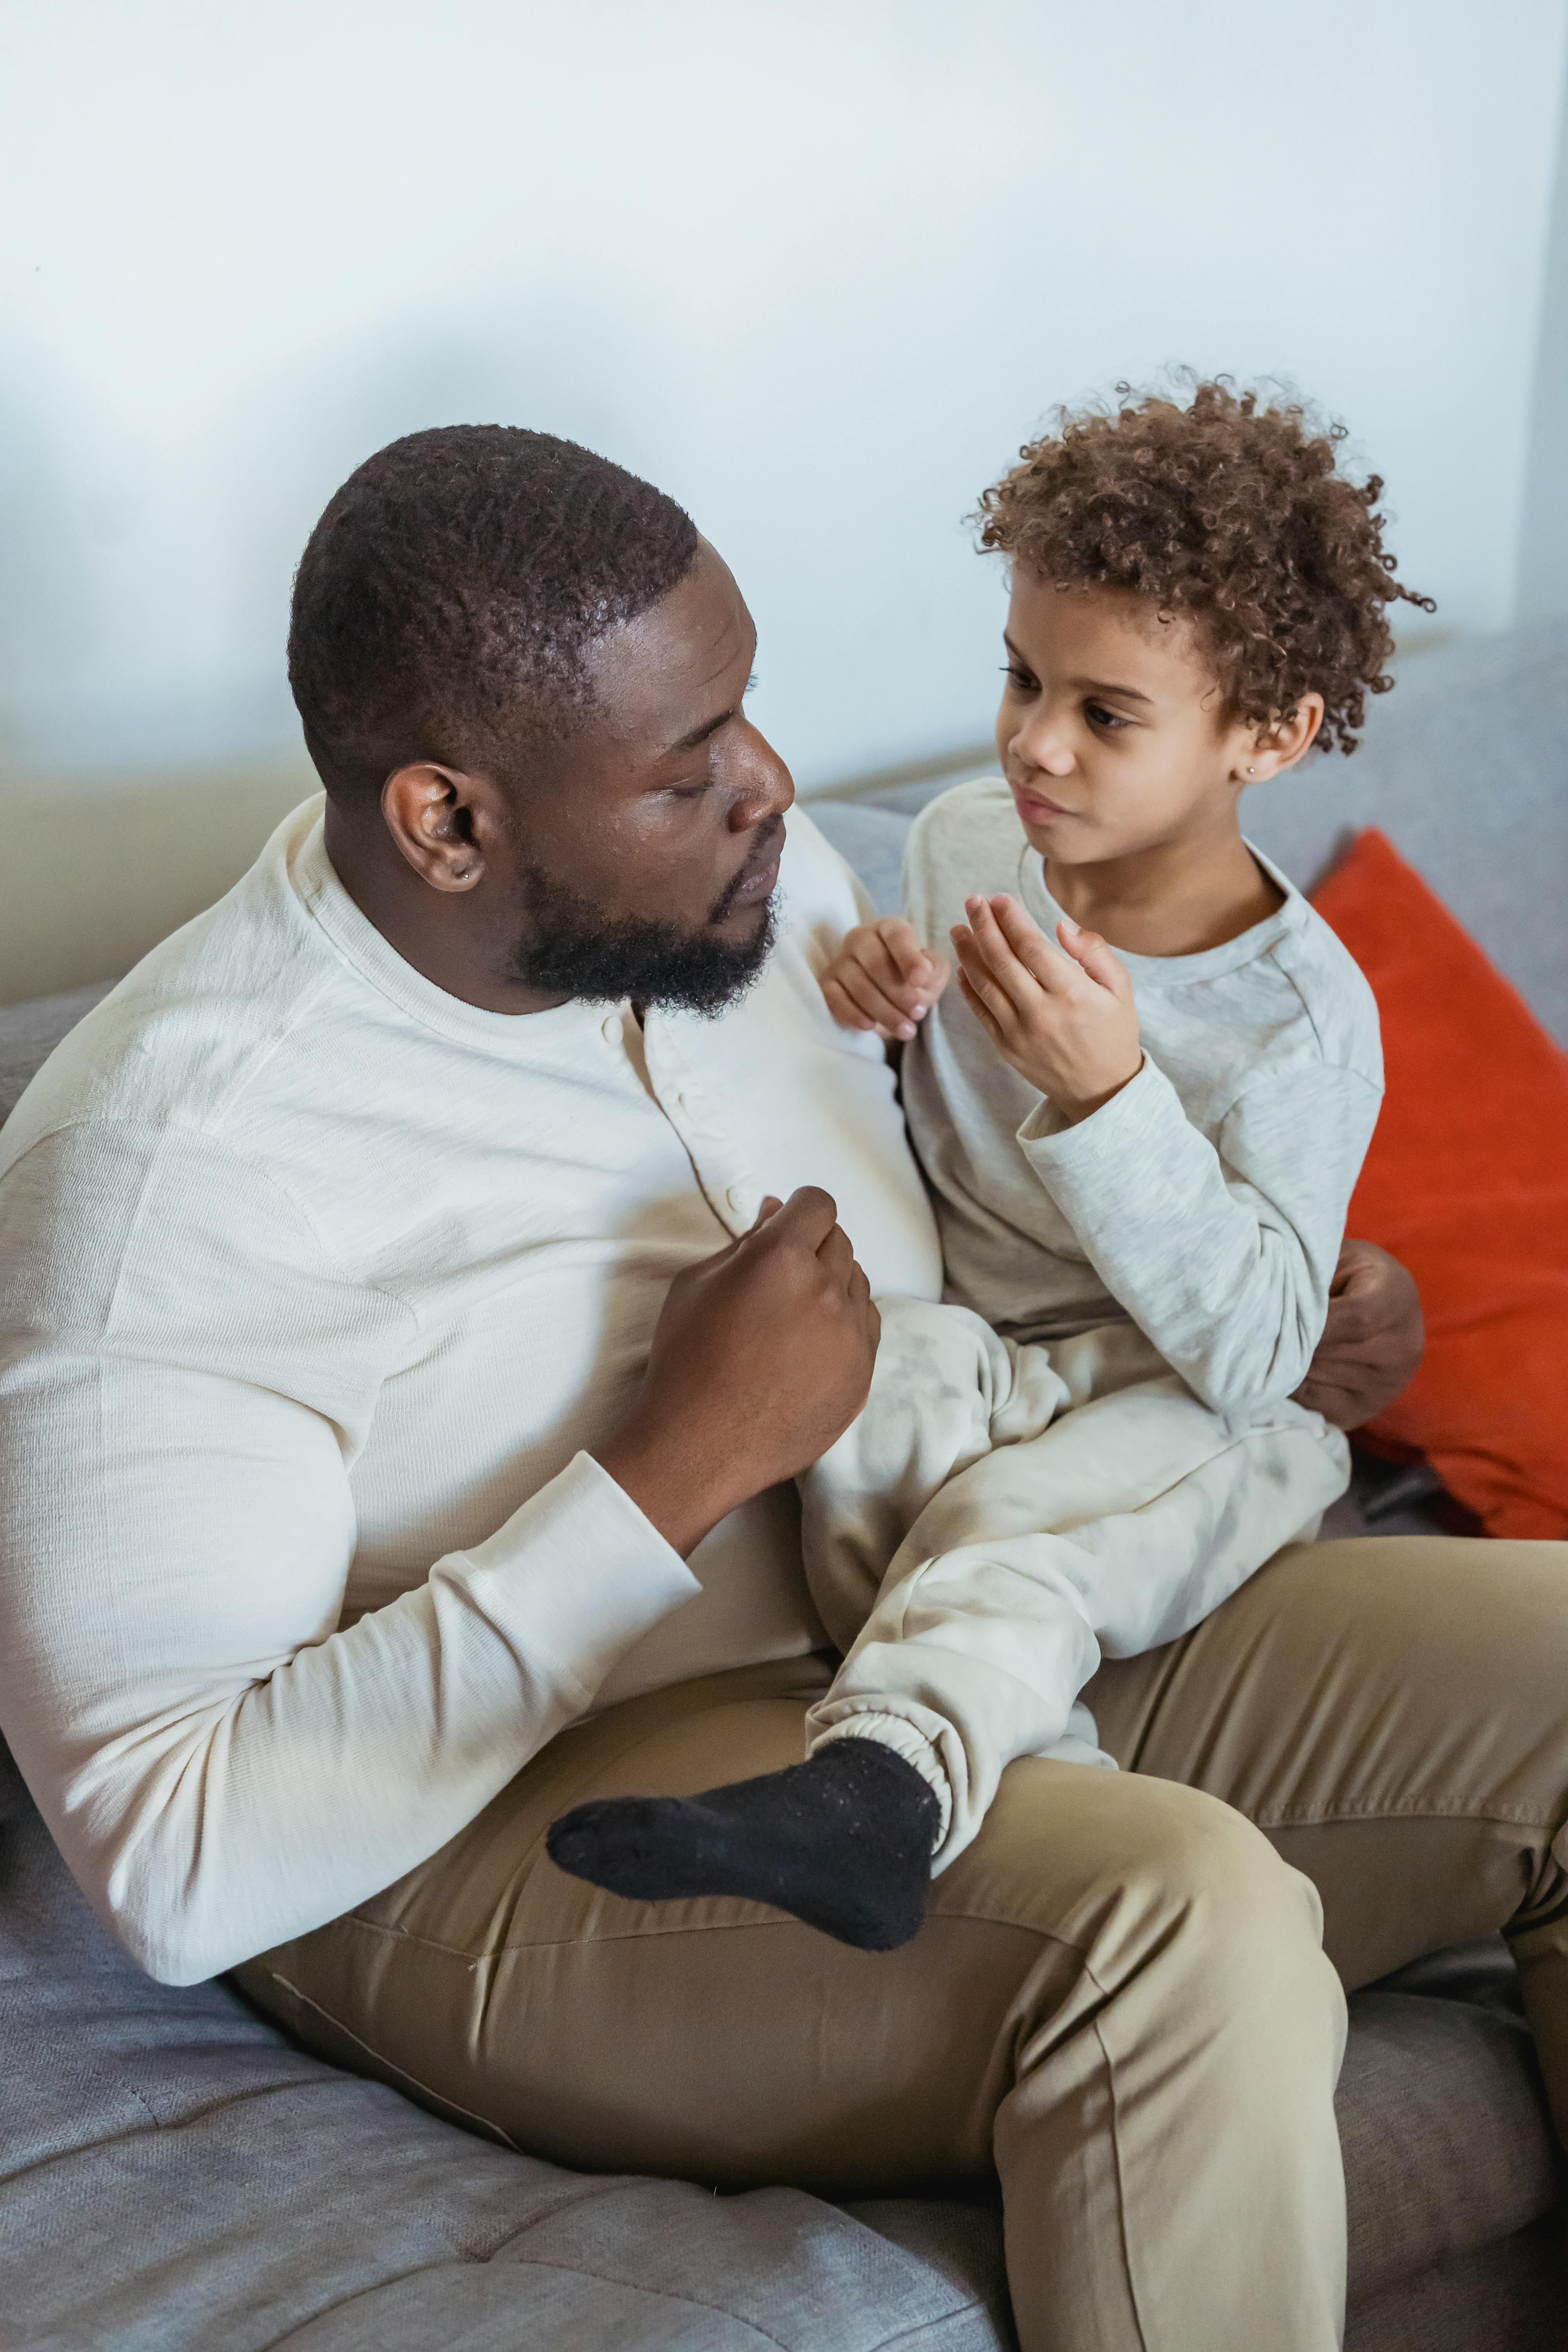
[2,624,1565,2347]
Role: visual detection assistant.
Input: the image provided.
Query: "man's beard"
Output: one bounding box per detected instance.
[506,825,782,1016]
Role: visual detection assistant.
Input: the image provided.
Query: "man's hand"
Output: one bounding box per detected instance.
[820,918,951,1042]
[595,1188,881,1557]
[951,893,1142,1122]
[1293,1238,1424,1429]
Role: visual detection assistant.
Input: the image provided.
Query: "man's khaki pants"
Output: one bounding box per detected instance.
[237,1536,1568,2352]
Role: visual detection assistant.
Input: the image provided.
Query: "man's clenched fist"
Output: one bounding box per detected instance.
[595,1188,881,1557]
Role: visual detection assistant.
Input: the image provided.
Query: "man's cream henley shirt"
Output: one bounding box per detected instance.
[0,799,941,1983]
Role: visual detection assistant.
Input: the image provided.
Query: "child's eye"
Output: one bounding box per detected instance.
[1085,701,1131,731]
[1000,664,1037,693]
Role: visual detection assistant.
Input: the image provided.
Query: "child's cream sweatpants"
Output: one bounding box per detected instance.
[799,1294,1349,1867]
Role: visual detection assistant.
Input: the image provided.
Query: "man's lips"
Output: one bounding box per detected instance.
[729,848,782,906]
[711,820,785,920]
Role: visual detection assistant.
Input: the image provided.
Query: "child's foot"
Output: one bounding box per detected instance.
[545,1737,940,1952]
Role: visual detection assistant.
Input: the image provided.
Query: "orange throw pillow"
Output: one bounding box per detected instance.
[1310,828,1568,1540]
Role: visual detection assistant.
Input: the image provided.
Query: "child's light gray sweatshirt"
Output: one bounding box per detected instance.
[900,778,1383,1419]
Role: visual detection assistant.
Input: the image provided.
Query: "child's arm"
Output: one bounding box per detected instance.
[955,893,1380,1420]
[820,917,952,1044]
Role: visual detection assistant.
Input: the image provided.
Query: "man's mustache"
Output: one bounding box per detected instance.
[708,815,785,924]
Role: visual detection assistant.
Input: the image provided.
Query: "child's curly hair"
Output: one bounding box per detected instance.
[975,379,1435,756]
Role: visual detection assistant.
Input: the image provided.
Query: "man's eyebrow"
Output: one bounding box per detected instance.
[661,668,759,757]
[664,704,736,755]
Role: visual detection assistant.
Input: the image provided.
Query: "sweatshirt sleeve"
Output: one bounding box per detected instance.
[0,1121,697,1985]
[1017,1052,1382,1417]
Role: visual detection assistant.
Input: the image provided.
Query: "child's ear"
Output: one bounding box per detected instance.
[1239,693,1325,783]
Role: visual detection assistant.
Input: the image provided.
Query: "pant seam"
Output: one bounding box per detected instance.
[334,1902,1087,1968]
[1091,1999,1154,2352]
[261,1970,523,2149]
[1253,1798,1561,1831]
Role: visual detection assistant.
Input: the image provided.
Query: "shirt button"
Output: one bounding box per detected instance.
[726,1185,750,1213]
[676,1091,692,1114]
[601,1014,621,1045]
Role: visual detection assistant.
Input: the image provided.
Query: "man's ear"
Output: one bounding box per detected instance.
[381,763,488,892]
[1234,692,1326,784]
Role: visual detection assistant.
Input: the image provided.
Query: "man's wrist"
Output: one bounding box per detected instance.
[592,1423,738,1560]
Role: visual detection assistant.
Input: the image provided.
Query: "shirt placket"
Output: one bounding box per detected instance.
[637,1012,762,1237]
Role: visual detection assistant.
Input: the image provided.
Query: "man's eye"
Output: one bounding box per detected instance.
[1085,701,1130,730]
[669,780,711,800]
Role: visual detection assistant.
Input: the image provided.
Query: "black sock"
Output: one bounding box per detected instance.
[545,1737,940,1953]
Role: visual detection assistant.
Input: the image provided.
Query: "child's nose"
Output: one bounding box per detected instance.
[1019,721,1075,778]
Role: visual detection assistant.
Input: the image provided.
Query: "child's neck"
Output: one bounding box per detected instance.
[1040,815,1283,960]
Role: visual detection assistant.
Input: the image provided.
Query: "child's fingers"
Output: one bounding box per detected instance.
[961,896,1043,1015]
[820,973,878,1034]
[989,895,1079,992]
[1056,916,1131,998]
[956,967,1005,1045]
[858,927,939,1016]
[822,967,918,1040]
[951,925,1020,1032]
[879,919,940,990]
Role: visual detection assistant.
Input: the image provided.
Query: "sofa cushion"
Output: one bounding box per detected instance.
[1336,1992,1557,2301]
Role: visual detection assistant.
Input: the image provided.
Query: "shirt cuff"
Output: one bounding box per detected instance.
[445,1451,701,1711]
[1016,1052,1190,1221]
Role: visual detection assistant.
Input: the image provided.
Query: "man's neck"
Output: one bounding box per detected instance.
[322,802,568,1016]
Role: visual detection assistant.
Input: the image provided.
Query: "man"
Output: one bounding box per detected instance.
[2,427,1564,2352]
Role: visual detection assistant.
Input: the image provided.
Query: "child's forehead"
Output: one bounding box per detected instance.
[1005,574,1216,699]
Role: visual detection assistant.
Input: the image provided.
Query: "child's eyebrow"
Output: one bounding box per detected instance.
[1002,635,1155,709]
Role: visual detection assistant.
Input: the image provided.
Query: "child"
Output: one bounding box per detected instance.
[550,380,1432,1952]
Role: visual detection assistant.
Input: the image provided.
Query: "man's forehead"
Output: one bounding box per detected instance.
[585,541,754,747]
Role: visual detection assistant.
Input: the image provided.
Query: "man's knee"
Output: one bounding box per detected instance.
[1153,1783,1334,1989]
[947,1762,1339,2021]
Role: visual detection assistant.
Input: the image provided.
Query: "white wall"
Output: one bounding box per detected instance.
[2,0,1564,805]
[1519,35,1568,620]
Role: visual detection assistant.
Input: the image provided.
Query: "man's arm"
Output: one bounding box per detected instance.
[0,1123,877,1986]
[1291,1237,1423,1428]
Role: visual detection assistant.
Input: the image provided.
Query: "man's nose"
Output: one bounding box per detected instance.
[730,726,795,826]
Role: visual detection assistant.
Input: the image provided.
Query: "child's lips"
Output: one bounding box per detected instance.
[1011,782,1074,823]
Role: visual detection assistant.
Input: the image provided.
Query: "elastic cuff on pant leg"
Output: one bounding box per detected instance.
[809,1713,953,1848]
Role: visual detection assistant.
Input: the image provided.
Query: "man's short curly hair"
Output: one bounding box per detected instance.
[975,379,1435,755]
[289,425,699,802]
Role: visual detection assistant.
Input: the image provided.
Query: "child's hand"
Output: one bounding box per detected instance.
[951,893,1142,1122]
[820,918,952,1043]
